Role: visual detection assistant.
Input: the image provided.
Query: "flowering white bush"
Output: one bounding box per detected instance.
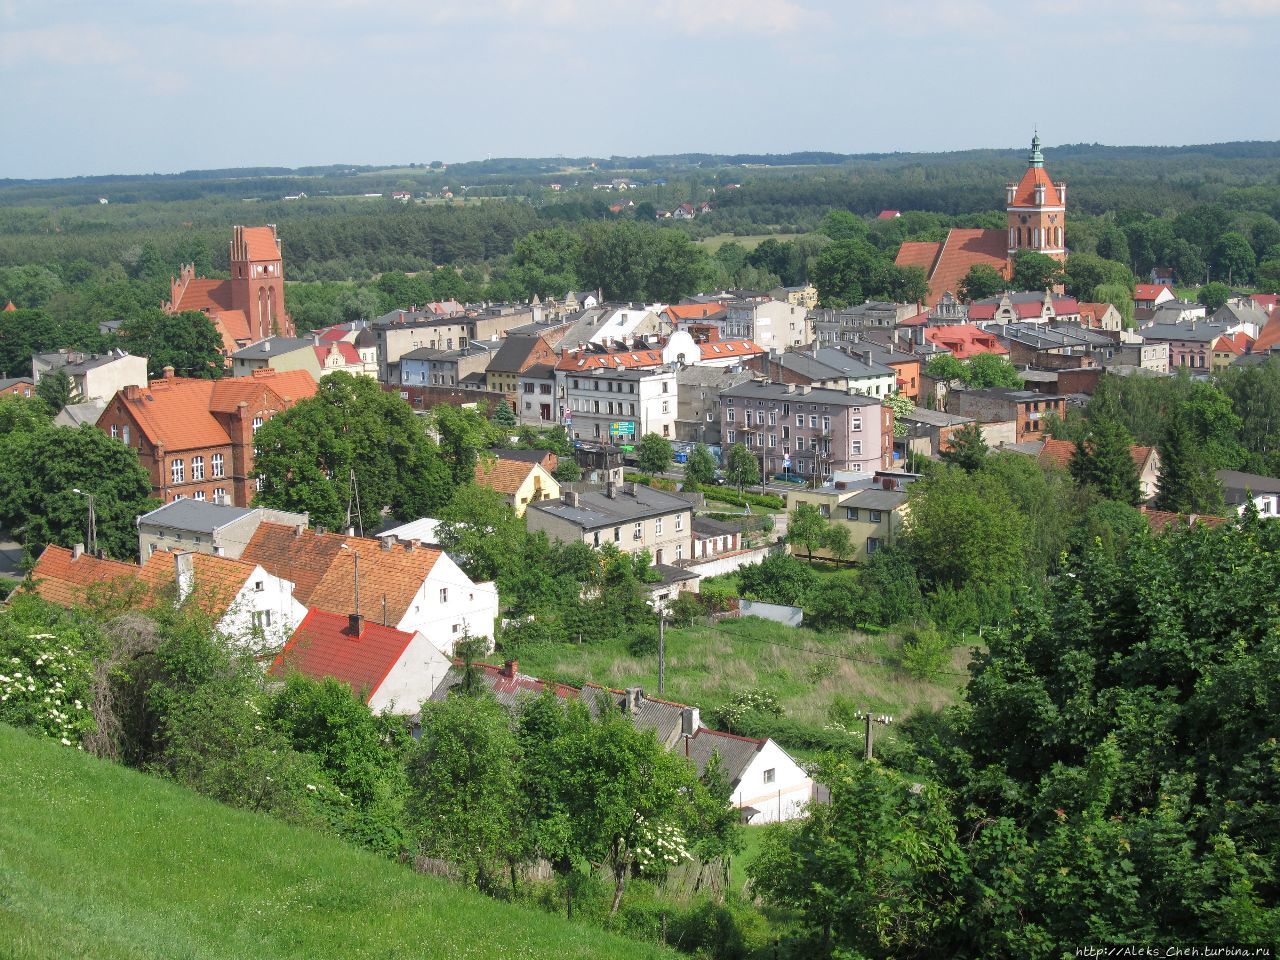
[633,815,690,877]
[0,630,95,748]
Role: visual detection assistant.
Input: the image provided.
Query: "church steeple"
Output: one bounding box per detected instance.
[1006,134,1067,264]
[1027,132,1044,168]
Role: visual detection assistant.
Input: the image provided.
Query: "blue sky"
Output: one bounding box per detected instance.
[2,0,1277,179]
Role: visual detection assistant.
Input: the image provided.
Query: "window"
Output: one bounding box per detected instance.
[727,430,736,444]
[661,401,669,415]
[809,415,818,429]
[593,531,601,547]
[252,416,263,434]
[214,487,227,502]
[676,544,683,560]
[439,588,449,604]
[867,537,882,555]
[846,507,858,521]
[675,514,684,531]
[212,453,224,477]
[633,522,643,540]
[191,456,205,481]
[171,459,184,484]
[796,414,804,427]
[252,610,273,629]
[756,433,764,447]
[819,504,830,518]
[655,517,663,535]
[768,434,776,447]
[255,476,264,491]
[745,410,754,427]
[763,768,776,784]
[614,526,622,542]
[193,491,206,501]
[122,425,130,445]
[852,441,862,455]
[110,425,118,440]
[851,417,862,431]
[870,510,883,522]
[822,416,830,433]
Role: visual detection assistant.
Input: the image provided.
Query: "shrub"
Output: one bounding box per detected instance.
[688,483,785,511]
[666,592,703,627]
[708,690,783,734]
[897,622,953,681]
[737,553,816,606]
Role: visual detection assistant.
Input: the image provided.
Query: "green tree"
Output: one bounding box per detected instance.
[0,425,158,560]
[408,692,524,890]
[786,501,830,563]
[1093,282,1135,327]
[431,404,502,487]
[1070,412,1142,505]
[507,227,583,300]
[552,457,581,483]
[119,308,224,379]
[253,373,452,532]
[724,442,760,494]
[963,353,1022,389]
[925,354,966,388]
[1010,250,1065,291]
[884,391,914,438]
[35,369,75,414]
[1154,412,1224,515]
[737,552,817,606]
[820,210,869,242]
[958,263,1006,302]
[683,443,716,486]
[1211,231,1255,284]
[939,421,988,472]
[647,230,714,302]
[636,432,673,476]
[490,401,516,430]
[435,483,526,583]
[1197,282,1231,311]
[811,238,877,308]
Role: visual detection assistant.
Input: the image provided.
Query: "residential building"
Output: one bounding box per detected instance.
[724,298,811,350]
[559,366,678,443]
[136,499,309,562]
[1038,438,1160,499]
[923,324,1010,360]
[525,482,694,566]
[945,387,1066,439]
[896,134,1064,306]
[516,363,559,427]
[1076,301,1123,332]
[718,380,893,481]
[1218,470,1280,517]
[399,344,495,388]
[428,662,813,823]
[0,376,33,398]
[812,302,914,345]
[895,407,975,460]
[239,522,499,655]
[968,291,1080,325]
[269,610,452,715]
[690,517,742,560]
[96,368,318,507]
[373,306,523,382]
[786,485,909,563]
[987,323,1103,369]
[164,225,295,354]
[484,333,558,402]
[746,347,897,398]
[472,455,560,517]
[1210,301,1270,340]
[314,340,376,378]
[30,348,148,402]
[230,337,324,380]
[675,365,754,447]
[1138,321,1234,371]
[1211,332,1254,371]
[768,284,819,310]
[1133,284,1176,310]
[26,545,149,611]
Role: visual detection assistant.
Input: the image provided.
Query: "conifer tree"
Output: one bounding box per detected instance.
[1154,411,1225,515]
[1070,412,1142,506]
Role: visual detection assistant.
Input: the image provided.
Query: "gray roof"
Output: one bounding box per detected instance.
[521,363,557,380]
[685,727,765,784]
[839,488,908,511]
[1140,322,1232,344]
[231,337,315,360]
[676,364,755,389]
[989,323,1104,350]
[1217,470,1280,503]
[486,334,547,374]
[32,348,135,373]
[949,387,1051,403]
[53,399,107,428]
[0,376,31,390]
[528,484,694,530]
[719,379,883,408]
[137,499,255,533]
[646,563,700,588]
[1211,302,1269,327]
[899,408,973,427]
[779,348,894,382]
[402,344,496,363]
[691,516,740,537]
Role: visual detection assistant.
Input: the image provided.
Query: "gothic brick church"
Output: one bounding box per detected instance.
[165,225,296,355]
[896,134,1067,307]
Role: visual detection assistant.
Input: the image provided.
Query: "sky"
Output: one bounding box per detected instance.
[2,0,1278,179]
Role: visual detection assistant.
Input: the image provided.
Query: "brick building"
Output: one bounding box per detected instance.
[945,387,1066,439]
[165,226,295,354]
[96,368,317,507]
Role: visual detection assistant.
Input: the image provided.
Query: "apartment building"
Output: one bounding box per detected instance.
[558,366,678,443]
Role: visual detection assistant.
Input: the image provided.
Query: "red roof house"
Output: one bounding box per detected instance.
[923,323,1010,360]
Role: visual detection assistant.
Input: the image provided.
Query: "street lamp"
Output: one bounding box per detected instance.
[71,488,97,555]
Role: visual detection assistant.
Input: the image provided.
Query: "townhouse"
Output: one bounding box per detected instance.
[558,365,678,443]
[524,481,694,566]
[786,485,909,563]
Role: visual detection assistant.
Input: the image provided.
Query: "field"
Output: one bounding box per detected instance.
[695,233,807,253]
[0,724,674,960]
[511,615,971,754]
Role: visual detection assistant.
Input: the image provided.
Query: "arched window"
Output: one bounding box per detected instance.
[258,289,267,333]
[1017,227,1023,246]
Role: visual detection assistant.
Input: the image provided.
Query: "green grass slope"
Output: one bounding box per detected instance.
[0,724,672,960]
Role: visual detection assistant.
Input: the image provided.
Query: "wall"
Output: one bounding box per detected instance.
[684,544,777,579]
[734,741,813,824]
[81,356,148,402]
[738,599,804,627]
[369,631,453,715]
[214,564,308,653]
[393,552,499,654]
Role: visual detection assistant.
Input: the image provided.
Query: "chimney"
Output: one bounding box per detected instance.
[347,613,364,637]
[262,340,271,352]
[294,524,305,537]
[72,543,83,561]
[404,540,415,553]
[784,382,796,393]
[626,481,638,496]
[162,365,175,379]
[501,659,518,678]
[381,535,396,551]
[680,706,700,736]
[174,551,195,604]
[564,490,579,508]
[605,480,617,499]
[624,687,644,713]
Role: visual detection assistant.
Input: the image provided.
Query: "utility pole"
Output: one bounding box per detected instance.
[861,711,893,760]
[71,489,97,555]
[657,613,666,695]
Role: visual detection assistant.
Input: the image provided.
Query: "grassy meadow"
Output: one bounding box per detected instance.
[0,724,675,960]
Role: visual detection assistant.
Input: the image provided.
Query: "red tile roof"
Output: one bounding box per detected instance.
[877,210,901,219]
[170,278,233,314]
[3,301,16,311]
[1249,293,1279,314]
[896,229,1011,307]
[968,296,1078,321]
[137,549,259,621]
[556,349,665,371]
[698,339,763,360]
[240,522,345,604]
[269,610,417,703]
[1038,438,1154,472]
[1141,507,1229,533]
[474,456,540,496]
[27,545,144,608]
[1009,166,1062,208]
[1077,302,1117,326]
[240,226,281,262]
[315,342,362,366]
[1213,332,1253,355]
[663,304,727,322]
[923,323,1009,360]
[1134,284,1172,302]
[1253,320,1280,354]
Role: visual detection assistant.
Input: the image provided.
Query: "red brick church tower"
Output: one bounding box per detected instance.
[1006,133,1067,264]
[228,225,291,340]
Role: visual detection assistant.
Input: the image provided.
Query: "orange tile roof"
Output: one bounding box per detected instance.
[1009,166,1062,207]
[1134,284,1172,302]
[699,339,764,360]
[1038,438,1154,472]
[315,342,362,366]
[555,349,665,371]
[242,522,441,626]
[171,278,233,314]
[474,456,538,496]
[269,610,416,704]
[1141,507,1228,533]
[1213,332,1253,355]
[1252,320,1280,354]
[241,226,281,262]
[663,304,727,322]
[896,229,1010,307]
[27,545,144,609]
[209,369,317,412]
[137,549,258,621]
[923,323,1009,360]
[215,309,251,353]
[1077,302,1116,325]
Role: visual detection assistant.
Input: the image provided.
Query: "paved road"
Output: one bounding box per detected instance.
[0,534,24,579]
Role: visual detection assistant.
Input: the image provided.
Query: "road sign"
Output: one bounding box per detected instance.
[609,421,635,437]
[783,454,791,468]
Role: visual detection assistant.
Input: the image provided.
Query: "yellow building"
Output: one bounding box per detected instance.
[786,486,908,563]
[474,455,560,517]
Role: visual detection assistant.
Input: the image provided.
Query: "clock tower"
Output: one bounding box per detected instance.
[1006,133,1067,264]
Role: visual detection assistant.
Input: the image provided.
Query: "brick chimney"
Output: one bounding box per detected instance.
[347,613,364,637]
[163,365,175,379]
[501,659,518,678]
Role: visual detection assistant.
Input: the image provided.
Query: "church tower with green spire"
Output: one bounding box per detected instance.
[1006,132,1067,264]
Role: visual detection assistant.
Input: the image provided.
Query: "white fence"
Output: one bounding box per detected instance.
[685,544,779,579]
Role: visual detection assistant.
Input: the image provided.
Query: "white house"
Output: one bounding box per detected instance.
[1219,470,1280,518]
[270,610,452,714]
[684,725,812,824]
[557,365,679,443]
